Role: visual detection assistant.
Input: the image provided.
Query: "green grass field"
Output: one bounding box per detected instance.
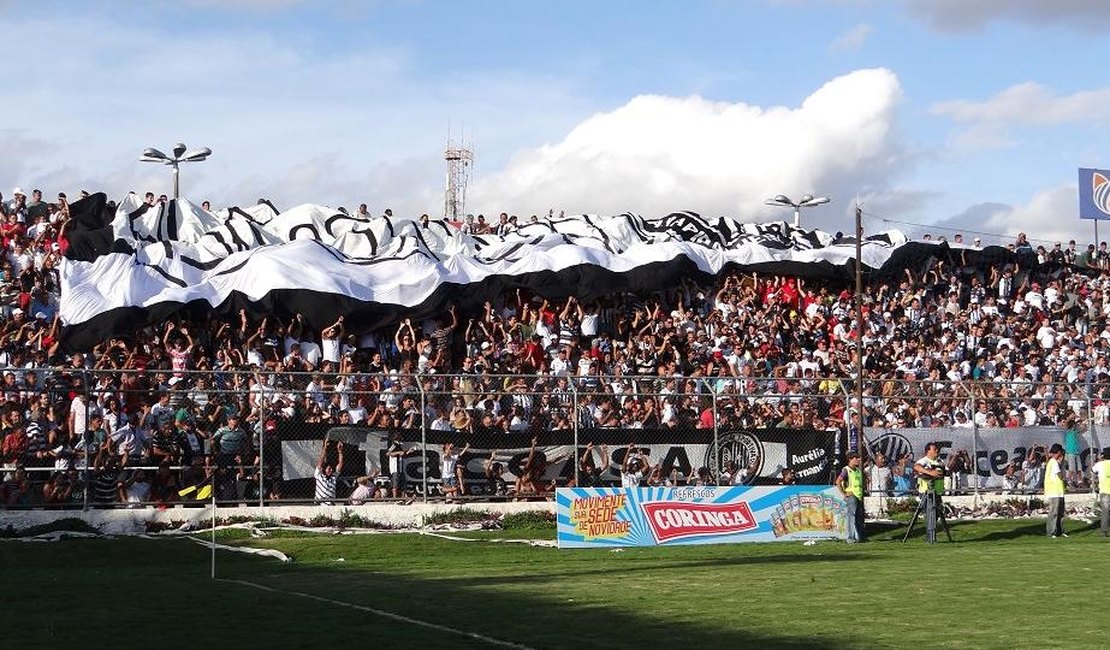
[2,518,1108,649]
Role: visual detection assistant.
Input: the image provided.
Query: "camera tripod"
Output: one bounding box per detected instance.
[901,490,953,543]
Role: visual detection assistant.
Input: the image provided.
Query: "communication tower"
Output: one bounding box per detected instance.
[444,136,473,221]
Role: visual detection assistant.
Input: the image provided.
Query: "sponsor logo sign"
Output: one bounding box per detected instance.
[1079,168,1110,220]
[642,501,757,543]
[557,486,846,548]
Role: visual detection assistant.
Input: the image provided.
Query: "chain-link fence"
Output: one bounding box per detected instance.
[862,388,1107,498]
[2,370,1107,509]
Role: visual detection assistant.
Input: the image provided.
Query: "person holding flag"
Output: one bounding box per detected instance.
[178,467,214,501]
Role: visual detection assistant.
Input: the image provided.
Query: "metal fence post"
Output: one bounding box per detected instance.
[258,389,266,508]
[970,391,979,507]
[418,372,428,503]
[571,379,580,487]
[1087,393,1097,489]
[82,383,90,511]
[711,387,720,482]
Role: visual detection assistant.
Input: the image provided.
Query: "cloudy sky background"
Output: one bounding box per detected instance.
[3,0,1110,244]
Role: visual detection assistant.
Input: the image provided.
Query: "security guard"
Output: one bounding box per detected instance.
[836,452,866,543]
[1044,443,1067,538]
[1092,449,1110,537]
[914,442,946,542]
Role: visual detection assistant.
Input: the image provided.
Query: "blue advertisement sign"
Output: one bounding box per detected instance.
[1079,168,1110,220]
[556,486,847,548]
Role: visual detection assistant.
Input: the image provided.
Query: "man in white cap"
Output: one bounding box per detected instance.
[7,188,26,222]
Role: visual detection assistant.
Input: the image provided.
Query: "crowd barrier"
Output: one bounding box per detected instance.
[1,369,1108,509]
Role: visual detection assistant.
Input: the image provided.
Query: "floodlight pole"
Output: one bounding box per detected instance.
[764,194,831,229]
[140,143,211,200]
[854,203,865,457]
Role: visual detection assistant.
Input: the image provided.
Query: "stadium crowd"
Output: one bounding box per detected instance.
[1,186,1109,505]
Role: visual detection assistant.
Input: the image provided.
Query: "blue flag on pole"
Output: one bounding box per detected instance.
[1079,168,1110,220]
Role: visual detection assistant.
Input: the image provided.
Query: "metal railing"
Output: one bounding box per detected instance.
[1,369,1107,509]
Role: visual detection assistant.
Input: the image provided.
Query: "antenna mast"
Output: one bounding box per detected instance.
[444,130,473,220]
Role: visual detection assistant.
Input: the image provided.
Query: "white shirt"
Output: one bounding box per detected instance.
[549,356,570,376]
[110,424,139,457]
[442,452,460,478]
[305,380,325,407]
[69,396,88,436]
[580,312,599,336]
[321,337,340,364]
[869,465,892,492]
[299,340,322,367]
[347,406,367,424]
[621,470,641,488]
[1035,325,1056,349]
[915,455,943,471]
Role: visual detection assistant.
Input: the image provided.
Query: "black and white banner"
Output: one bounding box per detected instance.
[277,426,837,497]
[866,426,1110,489]
[56,191,1002,350]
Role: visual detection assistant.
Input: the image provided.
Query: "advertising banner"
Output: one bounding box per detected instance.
[556,486,847,548]
[278,425,838,496]
[1079,167,1110,220]
[866,426,1108,490]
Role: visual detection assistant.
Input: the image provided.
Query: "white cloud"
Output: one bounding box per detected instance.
[945,124,1015,153]
[903,0,1110,32]
[932,82,1110,126]
[935,185,1089,246]
[829,23,872,52]
[931,81,1110,152]
[0,12,592,214]
[468,68,906,230]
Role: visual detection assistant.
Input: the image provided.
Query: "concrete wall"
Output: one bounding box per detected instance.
[1,501,557,536]
[3,493,1098,536]
[865,493,1098,514]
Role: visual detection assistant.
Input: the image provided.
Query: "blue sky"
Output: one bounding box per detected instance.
[4,0,1110,244]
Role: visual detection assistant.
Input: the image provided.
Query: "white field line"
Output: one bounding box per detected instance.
[218,577,536,650]
[417,530,557,547]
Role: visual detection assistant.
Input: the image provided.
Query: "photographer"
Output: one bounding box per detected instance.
[914,443,946,493]
[1023,446,1046,493]
[914,442,946,542]
[946,448,972,495]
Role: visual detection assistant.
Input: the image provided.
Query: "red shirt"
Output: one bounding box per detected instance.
[522,340,546,371]
[2,429,26,462]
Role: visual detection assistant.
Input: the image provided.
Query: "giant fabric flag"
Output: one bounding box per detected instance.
[58,192,998,350]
